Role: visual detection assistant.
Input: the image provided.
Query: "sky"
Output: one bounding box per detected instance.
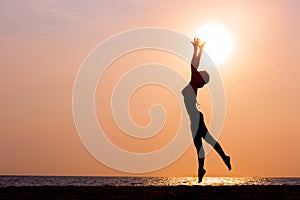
[0,0,299,177]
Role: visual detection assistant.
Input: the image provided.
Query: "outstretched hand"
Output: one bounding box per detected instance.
[192,37,200,47]
[191,37,206,50]
[199,41,206,52]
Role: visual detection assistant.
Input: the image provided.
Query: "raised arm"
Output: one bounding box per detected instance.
[190,38,206,92]
[191,38,206,69]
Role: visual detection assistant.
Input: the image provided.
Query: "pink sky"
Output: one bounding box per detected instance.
[0,0,299,177]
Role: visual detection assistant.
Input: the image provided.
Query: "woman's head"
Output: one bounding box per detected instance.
[197,71,210,88]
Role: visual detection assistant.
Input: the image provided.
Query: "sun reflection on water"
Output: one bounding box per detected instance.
[173,177,255,186]
[144,177,294,186]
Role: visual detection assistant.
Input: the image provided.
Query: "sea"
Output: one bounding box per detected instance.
[0,176,299,187]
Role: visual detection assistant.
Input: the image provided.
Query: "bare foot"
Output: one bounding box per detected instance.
[225,156,232,171]
[198,169,206,183]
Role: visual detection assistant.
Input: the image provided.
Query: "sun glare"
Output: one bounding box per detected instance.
[196,22,234,66]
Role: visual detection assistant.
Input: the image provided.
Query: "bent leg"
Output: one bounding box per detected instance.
[203,131,232,170]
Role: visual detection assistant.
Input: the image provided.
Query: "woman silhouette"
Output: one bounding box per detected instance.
[182,38,231,183]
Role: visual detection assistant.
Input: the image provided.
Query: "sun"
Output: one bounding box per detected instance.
[196,22,234,66]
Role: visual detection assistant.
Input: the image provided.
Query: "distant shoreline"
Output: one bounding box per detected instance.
[1,186,299,200]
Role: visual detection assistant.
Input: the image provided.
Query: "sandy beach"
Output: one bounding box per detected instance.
[0,185,299,200]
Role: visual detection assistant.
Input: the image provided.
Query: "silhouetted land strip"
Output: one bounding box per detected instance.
[0,185,299,200]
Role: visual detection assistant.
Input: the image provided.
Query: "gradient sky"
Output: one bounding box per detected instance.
[0,0,299,177]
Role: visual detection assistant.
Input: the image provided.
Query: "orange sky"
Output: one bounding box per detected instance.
[0,0,299,177]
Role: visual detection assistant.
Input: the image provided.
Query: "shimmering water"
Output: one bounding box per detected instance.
[0,176,299,187]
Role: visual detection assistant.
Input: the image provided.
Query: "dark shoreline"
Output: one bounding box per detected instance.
[1,185,299,200]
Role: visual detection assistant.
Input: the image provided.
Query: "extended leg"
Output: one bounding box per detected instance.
[204,132,232,170]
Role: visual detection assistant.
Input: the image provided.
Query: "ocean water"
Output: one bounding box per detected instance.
[0,176,299,187]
